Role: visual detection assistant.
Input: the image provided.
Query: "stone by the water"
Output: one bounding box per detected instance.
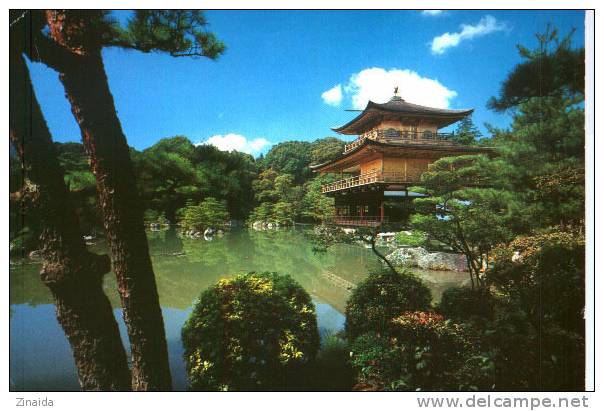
[386,246,467,272]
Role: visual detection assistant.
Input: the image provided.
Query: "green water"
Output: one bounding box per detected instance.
[9,227,467,391]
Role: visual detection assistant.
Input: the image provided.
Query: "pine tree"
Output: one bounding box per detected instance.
[409,155,519,289]
[23,10,225,390]
[9,11,130,389]
[453,114,482,145]
[487,26,585,229]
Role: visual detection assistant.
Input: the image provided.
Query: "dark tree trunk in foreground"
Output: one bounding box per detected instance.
[9,43,130,390]
[41,10,172,390]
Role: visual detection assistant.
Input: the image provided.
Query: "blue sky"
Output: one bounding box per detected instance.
[28,10,585,156]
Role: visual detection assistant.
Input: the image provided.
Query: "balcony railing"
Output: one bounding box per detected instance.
[344,129,455,153]
[321,170,420,194]
[326,216,388,227]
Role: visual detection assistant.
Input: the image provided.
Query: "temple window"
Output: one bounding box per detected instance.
[384,128,399,138]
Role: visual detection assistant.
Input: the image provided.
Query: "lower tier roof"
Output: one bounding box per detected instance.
[310,138,493,173]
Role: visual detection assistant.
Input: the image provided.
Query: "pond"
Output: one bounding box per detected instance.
[9,227,468,391]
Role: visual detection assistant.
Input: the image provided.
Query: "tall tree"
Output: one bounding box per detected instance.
[409,155,517,289]
[260,141,313,183]
[309,137,346,165]
[9,12,130,390]
[487,25,584,112]
[25,10,225,390]
[487,26,585,229]
[133,136,200,223]
[452,114,481,145]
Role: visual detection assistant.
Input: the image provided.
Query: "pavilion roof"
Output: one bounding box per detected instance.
[310,138,492,173]
[333,96,473,135]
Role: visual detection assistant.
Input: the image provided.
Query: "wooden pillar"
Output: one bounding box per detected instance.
[380,200,385,222]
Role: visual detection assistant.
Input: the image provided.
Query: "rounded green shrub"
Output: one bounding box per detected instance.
[350,311,479,391]
[345,269,431,340]
[438,286,495,323]
[181,272,320,391]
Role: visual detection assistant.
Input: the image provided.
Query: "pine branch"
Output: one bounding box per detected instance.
[25,32,83,72]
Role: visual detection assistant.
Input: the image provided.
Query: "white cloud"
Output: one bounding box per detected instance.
[343,67,457,109]
[321,84,343,106]
[198,133,271,155]
[422,10,444,16]
[430,15,508,55]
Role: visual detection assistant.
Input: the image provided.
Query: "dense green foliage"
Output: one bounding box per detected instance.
[487,27,584,229]
[10,142,101,256]
[350,312,480,391]
[258,138,345,183]
[132,136,257,222]
[306,335,355,391]
[10,134,346,253]
[410,28,584,290]
[9,152,31,257]
[410,155,517,287]
[345,269,432,340]
[488,26,584,112]
[259,141,313,183]
[181,272,320,391]
[451,114,482,145]
[346,25,586,392]
[56,143,104,234]
[488,228,585,334]
[178,197,229,231]
[425,28,586,390]
[437,286,495,323]
[249,137,344,224]
[248,169,299,225]
[394,229,426,247]
[121,10,226,59]
[472,229,585,390]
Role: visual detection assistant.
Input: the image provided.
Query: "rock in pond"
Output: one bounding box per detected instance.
[386,247,428,267]
[418,251,467,271]
[386,247,467,272]
[29,249,43,260]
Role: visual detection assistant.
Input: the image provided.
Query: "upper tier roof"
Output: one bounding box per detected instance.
[333,96,474,135]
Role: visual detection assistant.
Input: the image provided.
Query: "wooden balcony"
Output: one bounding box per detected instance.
[326,216,388,227]
[343,129,455,153]
[321,170,420,194]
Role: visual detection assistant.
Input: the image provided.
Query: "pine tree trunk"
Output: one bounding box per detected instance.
[9,45,131,391]
[44,10,172,390]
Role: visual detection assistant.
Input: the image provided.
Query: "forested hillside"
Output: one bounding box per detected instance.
[9,136,346,254]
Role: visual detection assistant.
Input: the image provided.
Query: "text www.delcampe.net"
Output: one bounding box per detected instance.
[417,395,589,409]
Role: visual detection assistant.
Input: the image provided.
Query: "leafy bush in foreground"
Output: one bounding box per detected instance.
[489,228,585,333]
[350,311,479,391]
[438,286,496,323]
[305,334,355,391]
[181,272,320,391]
[345,269,432,340]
